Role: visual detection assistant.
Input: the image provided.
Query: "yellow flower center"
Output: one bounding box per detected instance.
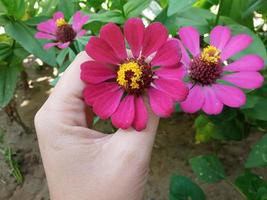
[117,61,142,89]
[201,45,221,64]
[56,18,67,27]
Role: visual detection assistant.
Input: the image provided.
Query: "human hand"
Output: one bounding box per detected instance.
[34,51,159,200]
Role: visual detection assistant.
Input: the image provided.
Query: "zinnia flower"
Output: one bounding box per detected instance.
[35,11,89,49]
[81,18,189,131]
[178,26,264,115]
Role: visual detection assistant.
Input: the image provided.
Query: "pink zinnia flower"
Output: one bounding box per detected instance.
[178,26,264,115]
[35,11,89,49]
[81,18,189,131]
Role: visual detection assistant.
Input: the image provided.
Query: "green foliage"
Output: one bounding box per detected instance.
[189,154,225,183]
[167,0,196,16]
[246,134,267,168]
[123,0,151,18]
[169,175,206,200]
[235,171,267,200]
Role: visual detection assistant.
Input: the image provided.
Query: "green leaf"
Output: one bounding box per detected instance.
[245,134,267,168]
[242,98,267,121]
[0,43,12,61]
[4,20,57,67]
[218,0,253,28]
[57,0,79,20]
[39,0,60,16]
[189,154,225,183]
[154,7,214,35]
[0,64,19,108]
[56,48,69,66]
[169,175,206,200]
[0,0,26,19]
[123,0,151,18]
[167,0,196,16]
[89,10,125,24]
[235,171,267,200]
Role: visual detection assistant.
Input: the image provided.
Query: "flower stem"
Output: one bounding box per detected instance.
[215,0,222,25]
[225,178,247,200]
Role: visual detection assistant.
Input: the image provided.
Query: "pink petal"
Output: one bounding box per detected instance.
[151,39,181,67]
[155,66,185,80]
[148,87,174,117]
[213,84,246,107]
[142,22,168,57]
[43,42,59,49]
[210,25,231,50]
[93,88,123,119]
[124,18,145,58]
[223,54,265,72]
[180,84,204,113]
[133,97,148,131]
[83,83,120,105]
[202,86,223,115]
[222,72,264,89]
[72,11,90,32]
[57,42,70,49]
[100,23,127,61]
[154,78,189,102]
[37,19,57,34]
[35,32,56,40]
[177,39,191,66]
[85,36,120,65]
[77,29,87,37]
[111,95,135,129]
[53,12,64,20]
[179,26,200,57]
[81,61,116,84]
[220,34,253,61]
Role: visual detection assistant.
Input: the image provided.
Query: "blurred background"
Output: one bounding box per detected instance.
[0,0,267,199]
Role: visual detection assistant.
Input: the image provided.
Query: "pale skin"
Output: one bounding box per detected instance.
[34,51,159,200]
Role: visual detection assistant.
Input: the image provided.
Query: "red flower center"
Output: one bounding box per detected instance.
[55,18,76,43]
[116,59,153,96]
[189,46,223,85]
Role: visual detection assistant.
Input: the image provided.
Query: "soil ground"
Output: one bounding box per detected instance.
[0,64,266,200]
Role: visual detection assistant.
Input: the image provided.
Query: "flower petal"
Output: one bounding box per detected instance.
[154,78,188,102]
[223,54,265,72]
[77,29,87,37]
[155,66,185,80]
[93,88,123,119]
[124,18,145,58]
[37,19,56,34]
[202,86,223,115]
[142,22,168,57]
[100,23,127,61]
[81,61,116,84]
[151,39,181,67]
[213,84,246,107]
[148,87,174,117]
[83,82,120,105]
[210,25,231,50]
[72,11,89,32]
[35,32,56,40]
[177,39,191,66]
[133,97,148,131]
[85,36,120,65]
[180,84,204,113]
[111,95,135,129]
[179,26,200,57]
[222,72,264,89]
[220,34,253,61]
[53,12,64,20]
[57,42,70,49]
[43,42,59,49]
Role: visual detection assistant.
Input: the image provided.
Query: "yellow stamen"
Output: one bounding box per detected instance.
[201,45,221,64]
[117,61,142,89]
[56,18,67,27]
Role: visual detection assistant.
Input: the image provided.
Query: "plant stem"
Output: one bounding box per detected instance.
[215,0,222,25]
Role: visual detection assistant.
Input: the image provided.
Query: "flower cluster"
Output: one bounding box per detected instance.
[35,11,89,49]
[36,12,264,131]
